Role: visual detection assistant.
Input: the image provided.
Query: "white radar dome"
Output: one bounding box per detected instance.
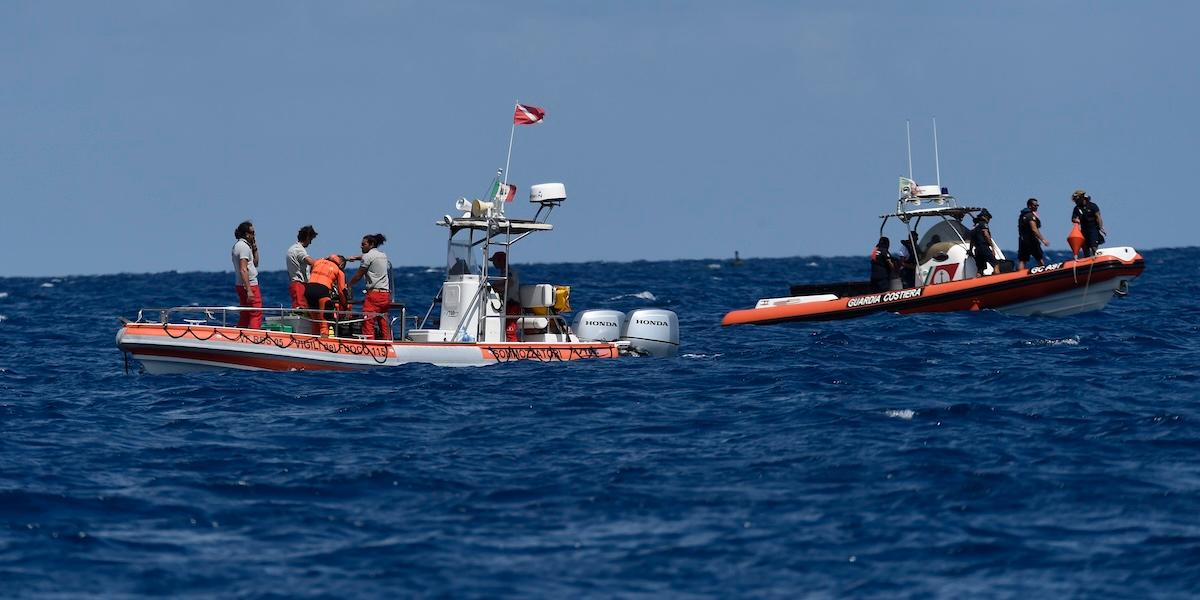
[530,183,566,204]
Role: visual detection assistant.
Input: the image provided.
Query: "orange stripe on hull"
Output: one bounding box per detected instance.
[479,344,620,362]
[122,323,395,360]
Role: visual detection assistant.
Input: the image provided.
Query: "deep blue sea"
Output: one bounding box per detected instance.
[2,247,1199,598]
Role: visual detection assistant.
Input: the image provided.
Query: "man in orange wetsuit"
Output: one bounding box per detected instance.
[304,255,349,337]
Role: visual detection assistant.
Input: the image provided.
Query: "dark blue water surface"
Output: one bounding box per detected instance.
[2,248,1199,598]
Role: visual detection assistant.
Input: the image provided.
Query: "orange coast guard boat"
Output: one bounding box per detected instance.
[117,175,679,373]
[722,178,1144,326]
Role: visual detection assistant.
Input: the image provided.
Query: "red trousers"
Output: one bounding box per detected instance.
[505,300,521,342]
[235,284,263,329]
[289,281,307,308]
[362,290,392,340]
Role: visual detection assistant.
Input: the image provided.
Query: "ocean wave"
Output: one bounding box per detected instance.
[0,291,8,299]
[40,282,54,288]
[885,409,916,420]
[1024,336,1081,347]
[608,291,657,301]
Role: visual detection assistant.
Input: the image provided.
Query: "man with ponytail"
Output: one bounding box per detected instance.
[349,233,392,340]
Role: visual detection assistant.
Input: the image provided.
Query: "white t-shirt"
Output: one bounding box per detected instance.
[360,248,391,291]
[286,242,310,283]
[232,239,258,286]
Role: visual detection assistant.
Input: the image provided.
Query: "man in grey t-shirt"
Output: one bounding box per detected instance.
[231,220,262,328]
[286,225,318,308]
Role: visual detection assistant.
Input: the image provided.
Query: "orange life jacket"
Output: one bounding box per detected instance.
[309,259,345,290]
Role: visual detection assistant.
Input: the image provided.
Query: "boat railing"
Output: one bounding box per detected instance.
[128,305,407,341]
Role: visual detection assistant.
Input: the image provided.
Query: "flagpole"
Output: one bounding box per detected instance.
[503,100,517,188]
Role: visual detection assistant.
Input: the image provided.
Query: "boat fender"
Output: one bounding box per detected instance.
[1068,223,1085,257]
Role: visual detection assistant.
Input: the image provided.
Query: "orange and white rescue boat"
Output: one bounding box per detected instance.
[117,176,679,373]
[722,178,1144,326]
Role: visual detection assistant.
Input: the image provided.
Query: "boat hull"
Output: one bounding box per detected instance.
[722,248,1145,326]
[117,323,621,373]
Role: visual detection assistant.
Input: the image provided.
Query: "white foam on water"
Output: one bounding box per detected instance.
[0,315,7,323]
[423,267,440,273]
[40,282,54,288]
[682,353,723,360]
[1026,336,1080,347]
[885,409,916,420]
[706,263,721,270]
[806,262,820,267]
[608,291,658,301]
[0,292,8,298]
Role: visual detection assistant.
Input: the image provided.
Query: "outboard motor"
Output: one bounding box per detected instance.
[621,309,679,357]
[572,309,625,342]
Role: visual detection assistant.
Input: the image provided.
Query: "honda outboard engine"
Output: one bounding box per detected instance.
[620,309,679,357]
[572,309,625,342]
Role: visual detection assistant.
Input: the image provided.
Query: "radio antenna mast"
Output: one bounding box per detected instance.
[933,117,942,189]
[906,120,913,180]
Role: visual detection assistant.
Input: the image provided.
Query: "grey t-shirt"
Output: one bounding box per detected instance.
[286,242,310,283]
[360,248,390,291]
[232,239,258,285]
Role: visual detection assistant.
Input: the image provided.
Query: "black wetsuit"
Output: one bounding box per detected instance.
[1071,201,1104,257]
[870,246,894,292]
[1017,208,1045,263]
[970,222,995,275]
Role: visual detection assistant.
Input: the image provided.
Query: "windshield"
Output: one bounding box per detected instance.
[446,230,477,276]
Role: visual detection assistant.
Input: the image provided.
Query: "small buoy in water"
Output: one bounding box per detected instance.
[732,250,744,267]
[1067,223,1085,257]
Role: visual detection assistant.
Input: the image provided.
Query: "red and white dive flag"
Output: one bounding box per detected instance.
[513,103,546,125]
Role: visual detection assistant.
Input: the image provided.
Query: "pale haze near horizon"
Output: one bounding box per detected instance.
[1,1,1195,278]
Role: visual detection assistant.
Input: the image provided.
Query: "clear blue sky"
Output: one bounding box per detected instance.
[2,1,1196,277]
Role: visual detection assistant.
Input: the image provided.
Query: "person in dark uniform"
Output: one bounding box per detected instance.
[869,237,896,292]
[969,209,997,278]
[1017,198,1050,270]
[1070,189,1105,257]
[898,237,918,288]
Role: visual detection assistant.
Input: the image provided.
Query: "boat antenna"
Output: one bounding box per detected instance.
[933,117,942,190]
[906,119,913,180]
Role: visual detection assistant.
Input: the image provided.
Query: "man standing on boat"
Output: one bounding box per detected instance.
[232,220,262,329]
[1071,190,1105,257]
[969,210,997,277]
[348,233,392,340]
[869,237,896,292]
[1017,198,1050,270]
[286,225,318,308]
[490,251,521,341]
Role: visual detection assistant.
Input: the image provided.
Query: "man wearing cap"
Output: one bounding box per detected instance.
[1070,190,1105,257]
[1017,198,1050,270]
[969,209,997,277]
[286,225,318,308]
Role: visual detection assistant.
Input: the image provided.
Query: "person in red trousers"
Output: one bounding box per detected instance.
[286,225,318,308]
[349,233,392,340]
[231,220,262,329]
